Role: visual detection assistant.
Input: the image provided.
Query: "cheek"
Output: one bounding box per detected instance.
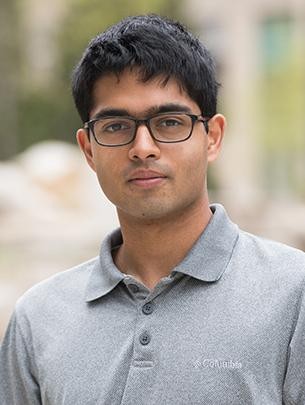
[92,152,121,197]
[177,143,207,180]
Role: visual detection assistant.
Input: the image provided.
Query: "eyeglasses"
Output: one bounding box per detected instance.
[84,112,210,147]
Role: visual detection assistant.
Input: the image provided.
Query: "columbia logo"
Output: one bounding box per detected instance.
[194,358,243,369]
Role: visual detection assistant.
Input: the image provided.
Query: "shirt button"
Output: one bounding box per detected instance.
[142,302,154,315]
[128,284,139,293]
[139,331,151,345]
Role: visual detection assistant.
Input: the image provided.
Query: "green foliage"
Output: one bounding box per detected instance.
[258,54,305,195]
[0,0,21,159]
[256,17,305,196]
[259,56,305,152]
[17,87,79,150]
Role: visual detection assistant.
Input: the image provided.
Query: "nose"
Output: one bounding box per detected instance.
[128,123,161,162]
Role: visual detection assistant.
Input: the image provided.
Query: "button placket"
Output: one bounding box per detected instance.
[137,303,154,347]
[142,302,154,315]
[139,331,151,345]
[128,283,139,293]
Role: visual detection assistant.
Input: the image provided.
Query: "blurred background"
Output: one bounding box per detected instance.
[0,0,305,338]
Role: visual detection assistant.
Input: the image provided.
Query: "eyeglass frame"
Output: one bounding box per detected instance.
[83,112,211,147]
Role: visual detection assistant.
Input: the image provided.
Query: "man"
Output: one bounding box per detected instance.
[1,14,305,405]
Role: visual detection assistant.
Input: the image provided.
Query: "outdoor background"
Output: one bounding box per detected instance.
[0,0,305,338]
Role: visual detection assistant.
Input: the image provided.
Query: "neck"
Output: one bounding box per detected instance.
[113,198,212,290]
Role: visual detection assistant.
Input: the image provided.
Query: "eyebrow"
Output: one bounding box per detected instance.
[91,103,194,120]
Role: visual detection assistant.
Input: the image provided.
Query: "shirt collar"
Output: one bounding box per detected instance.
[85,203,239,302]
[173,204,239,282]
[85,230,125,302]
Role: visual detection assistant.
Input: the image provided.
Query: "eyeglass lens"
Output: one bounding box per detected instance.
[92,114,193,145]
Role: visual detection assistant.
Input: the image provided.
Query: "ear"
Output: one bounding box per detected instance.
[206,114,226,163]
[76,128,96,172]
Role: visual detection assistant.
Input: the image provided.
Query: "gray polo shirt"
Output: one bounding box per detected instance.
[1,204,305,404]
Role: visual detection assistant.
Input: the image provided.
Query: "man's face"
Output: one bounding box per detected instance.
[77,69,225,223]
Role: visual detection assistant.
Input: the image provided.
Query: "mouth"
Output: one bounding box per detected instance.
[127,170,167,188]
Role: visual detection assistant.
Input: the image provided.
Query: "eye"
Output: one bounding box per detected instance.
[154,115,186,130]
[159,118,182,127]
[98,119,132,133]
[103,122,130,132]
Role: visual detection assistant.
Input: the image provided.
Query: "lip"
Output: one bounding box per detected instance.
[127,169,167,188]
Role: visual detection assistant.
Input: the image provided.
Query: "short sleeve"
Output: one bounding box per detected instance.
[283,284,305,404]
[0,311,41,405]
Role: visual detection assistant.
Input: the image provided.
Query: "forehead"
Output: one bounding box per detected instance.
[90,69,200,118]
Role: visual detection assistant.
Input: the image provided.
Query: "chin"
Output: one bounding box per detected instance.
[118,202,189,223]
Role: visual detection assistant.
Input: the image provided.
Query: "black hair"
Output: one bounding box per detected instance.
[71,14,220,123]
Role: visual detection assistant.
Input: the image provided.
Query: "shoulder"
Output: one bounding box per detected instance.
[238,229,305,266]
[14,256,99,319]
[234,229,305,288]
